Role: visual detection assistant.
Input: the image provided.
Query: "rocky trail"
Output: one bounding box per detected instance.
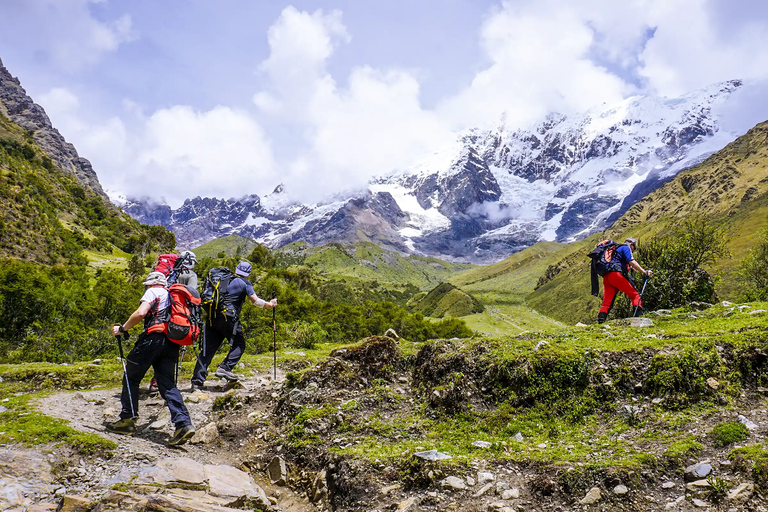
[1,370,316,512]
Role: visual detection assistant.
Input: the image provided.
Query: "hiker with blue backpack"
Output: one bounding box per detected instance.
[589,237,652,324]
[191,261,277,390]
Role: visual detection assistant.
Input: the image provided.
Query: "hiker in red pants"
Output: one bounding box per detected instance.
[591,237,652,323]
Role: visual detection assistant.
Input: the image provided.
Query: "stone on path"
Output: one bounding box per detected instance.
[267,456,288,486]
[661,481,675,489]
[190,422,219,444]
[691,498,708,508]
[471,440,492,449]
[57,495,93,512]
[397,497,417,511]
[477,472,495,484]
[474,483,494,497]
[501,488,520,500]
[613,484,628,495]
[686,479,711,494]
[156,458,207,486]
[579,487,601,505]
[414,450,451,461]
[629,318,654,328]
[440,476,467,491]
[738,414,758,431]
[727,482,754,502]
[204,464,269,508]
[684,463,712,482]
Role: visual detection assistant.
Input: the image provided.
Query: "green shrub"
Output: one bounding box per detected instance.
[286,320,328,349]
[710,421,749,447]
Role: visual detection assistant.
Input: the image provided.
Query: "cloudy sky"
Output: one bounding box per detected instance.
[1,0,768,207]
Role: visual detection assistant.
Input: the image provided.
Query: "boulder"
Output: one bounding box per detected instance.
[204,465,269,509]
[190,423,219,445]
[726,482,754,502]
[440,476,467,490]
[684,463,712,482]
[579,487,601,505]
[266,456,287,486]
[57,496,93,512]
[155,458,207,486]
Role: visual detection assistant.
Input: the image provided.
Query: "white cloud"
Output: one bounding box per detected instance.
[23,1,768,210]
[0,0,135,71]
[254,7,454,203]
[38,88,275,208]
[638,0,768,96]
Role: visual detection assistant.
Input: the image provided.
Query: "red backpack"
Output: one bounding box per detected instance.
[155,254,179,278]
[166,283,203,346]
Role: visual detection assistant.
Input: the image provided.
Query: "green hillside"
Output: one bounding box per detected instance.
[411,282,484,318]
[0,111,173,264]
[192,234,261,260]
[444,242,568,334]
[277,241,474,291]
[525,121,768,324]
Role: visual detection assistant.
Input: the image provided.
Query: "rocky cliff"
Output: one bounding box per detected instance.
[0,58,108,199]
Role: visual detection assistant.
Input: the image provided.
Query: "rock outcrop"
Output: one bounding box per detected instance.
[0,58,108,200]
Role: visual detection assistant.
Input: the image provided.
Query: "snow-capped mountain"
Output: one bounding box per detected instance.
[123,79,754,262]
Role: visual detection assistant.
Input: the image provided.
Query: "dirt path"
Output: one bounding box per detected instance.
[36,370,316,512]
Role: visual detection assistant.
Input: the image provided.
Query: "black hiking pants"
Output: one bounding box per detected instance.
[119,332,192,428]
[191,317,245,385]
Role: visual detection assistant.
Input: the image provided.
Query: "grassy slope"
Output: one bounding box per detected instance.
[0,110,168,264]
[446,242,569,334]
[288,241,474,291]
[524,122,768,324]
[276,301,768,503]
[192,234,261,260]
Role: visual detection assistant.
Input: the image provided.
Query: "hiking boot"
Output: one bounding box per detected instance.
[149,378,159,395]
[633,307,645,317]
[214,367,239,381]
[597,312,607,324]
[168,424,196,446]
[106,417,136,435]
[190,382,204,392]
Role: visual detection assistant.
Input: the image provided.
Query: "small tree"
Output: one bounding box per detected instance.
[627,216,728,312]
[285,320,327,350]
[127,254,145,283]
[739,225,768,300]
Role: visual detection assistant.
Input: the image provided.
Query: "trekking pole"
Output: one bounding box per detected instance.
[633,278,649,317]
[113,324,136,418]
[272,305,277,380]
[176,346,187,386]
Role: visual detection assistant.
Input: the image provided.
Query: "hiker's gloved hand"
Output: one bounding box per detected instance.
[112,324,125,336]
[267,298,277,308]
[645,269,653,277]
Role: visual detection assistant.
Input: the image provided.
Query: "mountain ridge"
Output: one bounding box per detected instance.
[124,79,760,263]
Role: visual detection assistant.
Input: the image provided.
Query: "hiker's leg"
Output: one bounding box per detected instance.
[607,272,642,307]
[600,275,619,314]
[218,322,245,372]
[153,337,192,428]
[120,336,155,419]
[192,323,224,385]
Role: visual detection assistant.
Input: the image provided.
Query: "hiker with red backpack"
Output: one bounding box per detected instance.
[191,261,276,390]
[149,251,199,395]
[106,271,196,446]
[589,237,652,324]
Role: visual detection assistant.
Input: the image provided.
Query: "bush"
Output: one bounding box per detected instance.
[286,320,328,350]
[739,224,768,300]
[710,421,749,447]
[630,216,727,311]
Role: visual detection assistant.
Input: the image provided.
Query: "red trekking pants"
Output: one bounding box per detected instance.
[600,271,641,313]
